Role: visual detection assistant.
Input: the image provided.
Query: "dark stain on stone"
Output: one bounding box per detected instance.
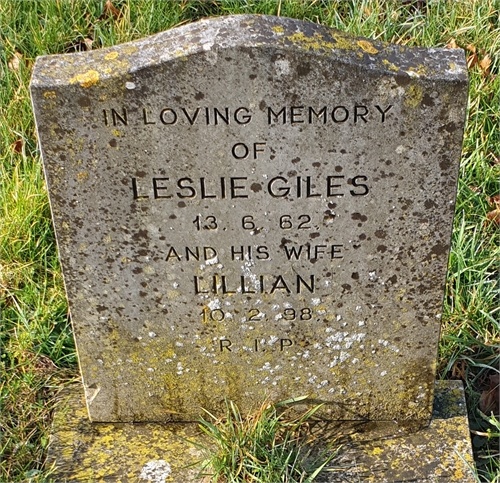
[351,213,367,222]
[377,245,387,253]
[439,155,452,171]
[310,232,320,239]
[78,96,91,107]
[250,183,262,192]
[178,201,186,208]
[395,74,411,87]
[424,199,437,209]
[291,157,301,164]
[312,162,320,167]
[422,94,435,107]
[109,139,117,147]
[132,229,148,241]
[375,230,387,239]
[430,242,448,257]
[195,91,204,100]
[169,214,177,219]
[351,272,359,280]
[323,210,335,222]
[280,237,291,248]
[297,62,311,76]
[438,122,457,134]
[259,100,266,111]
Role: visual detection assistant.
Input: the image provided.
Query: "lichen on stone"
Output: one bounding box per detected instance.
[405,84,423,108]
[357,39,379,54]
[286,32,334,51]
[70,70,100,88]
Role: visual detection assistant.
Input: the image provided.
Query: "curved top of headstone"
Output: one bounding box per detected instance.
[31,14,466,88]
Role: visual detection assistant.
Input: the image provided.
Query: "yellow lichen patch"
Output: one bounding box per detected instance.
[332,34,356,50]
[357,40,379,54]
[286,32,334,51]
[408,64,427,76]
[43,90,56,99]
[70,70,100,88]
[272,25,284,34]
[382,59,399,71]
[120,45,139,56]
[367,446,384,456]
[112,129,122,137]
[105,51,119,60]
[77,171,89,181]
[405,84,423,108]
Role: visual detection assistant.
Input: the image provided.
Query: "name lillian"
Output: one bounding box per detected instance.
[194,273,315,295]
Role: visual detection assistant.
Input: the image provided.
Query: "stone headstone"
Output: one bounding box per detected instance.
[31,15,468,426]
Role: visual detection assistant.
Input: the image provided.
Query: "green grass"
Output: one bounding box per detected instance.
[195,398,340,483]
[0,1,499,482]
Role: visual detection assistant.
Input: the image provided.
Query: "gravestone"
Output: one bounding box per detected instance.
[31,15,474,482]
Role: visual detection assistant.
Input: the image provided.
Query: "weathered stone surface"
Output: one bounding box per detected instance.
[47,381,475,482]
[31,15,468,423]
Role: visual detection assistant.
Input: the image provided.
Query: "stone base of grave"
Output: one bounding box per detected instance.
[46,380,475,483]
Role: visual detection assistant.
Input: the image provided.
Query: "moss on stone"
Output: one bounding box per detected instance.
[405,83,424,108]
[46,381,475,482]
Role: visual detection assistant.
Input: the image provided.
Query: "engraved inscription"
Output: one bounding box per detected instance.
[102,104,393,127]
[194,274,315,295]
[131,174,369,200]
